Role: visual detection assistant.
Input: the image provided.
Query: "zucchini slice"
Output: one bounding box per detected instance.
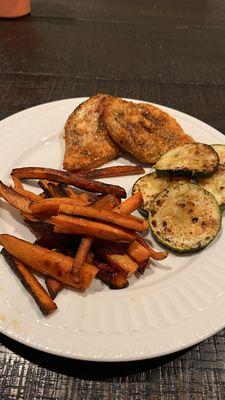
[155,143,219,178]
[197,164,225,207]
[132,173,189,217]
[211,144,225,165]
[149,183,221,253]
[132,172,170,217]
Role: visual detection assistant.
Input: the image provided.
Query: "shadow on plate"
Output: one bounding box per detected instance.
[0,332,192,380]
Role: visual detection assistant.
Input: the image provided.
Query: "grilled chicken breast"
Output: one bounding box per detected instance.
[63,94,120,171]
[104,97,194,164]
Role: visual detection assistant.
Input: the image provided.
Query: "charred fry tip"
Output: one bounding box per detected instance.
[45,276,63,300]
[1,248,57,316]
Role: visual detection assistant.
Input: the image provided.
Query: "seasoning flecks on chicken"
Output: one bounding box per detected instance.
[63,94,120,171]
[103,97,194,164]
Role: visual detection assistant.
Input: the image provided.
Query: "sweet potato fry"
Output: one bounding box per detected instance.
[111,192,153,269]
[47,182,66,198]
[94,239,128,254]
[39,180,66,198]
[45,197,102,295]
[36,236,78,299]
[61,196,146,284]
[96,249,139,278]
[39,180,53,198]
[52,215,136,242]
[95,237,150,272]
[78,192,90,203]
[138,258,150,275]
[78,263,99,289]
[63,187,92,202]
[0,180,31,214]
[25,219,54,237]
[97,270,129,289]
[91,194,120,209]
[46,195,117,294]
[39,192,47,199]
[2,249,57,315]
[45,276,62,299]
[11,176,23,190]
[114,192,143,215]
[46,263,97,294]
[86,252,94,263]
[128,240,150,265]
[72,237,92,273]
[62,186,79,198]
[13,187,41,202]
[79,165,145,179]
[30,196,91,217]
[0,234,98,289]
[94,259,129,289]
[11,167,126,198]
[12,177,41,202]
[136,234,168,260]
[34,234,77,251]
[71,195,119,274]
[59,204,149,231]
[22,213,39,222]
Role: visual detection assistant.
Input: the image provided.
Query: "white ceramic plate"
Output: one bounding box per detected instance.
[0,98,225,362]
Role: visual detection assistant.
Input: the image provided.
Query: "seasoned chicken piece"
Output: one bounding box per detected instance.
[63,94,120,171]
[104,97,194,164]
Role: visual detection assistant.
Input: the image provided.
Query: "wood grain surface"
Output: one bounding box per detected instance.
[0,0,225,399]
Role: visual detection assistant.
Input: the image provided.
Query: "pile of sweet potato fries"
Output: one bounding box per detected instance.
[0,165,168,316]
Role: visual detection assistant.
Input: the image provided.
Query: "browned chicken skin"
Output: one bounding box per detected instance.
[103,97,194,164]
[63,94,120,171]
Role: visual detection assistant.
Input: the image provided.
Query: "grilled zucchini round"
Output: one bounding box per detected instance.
[132,172,170,217]
[155,143,219,178]
[132,172,189,217]
[211,144,225,165]
[197,164,225,207]
[149,183,221,253]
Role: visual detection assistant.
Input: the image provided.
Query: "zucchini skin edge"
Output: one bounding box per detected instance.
[149,227,221,254]
[155,164,219,179]
[137,207,149,218]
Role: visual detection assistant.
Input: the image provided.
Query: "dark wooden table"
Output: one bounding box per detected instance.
[0,1,225,399]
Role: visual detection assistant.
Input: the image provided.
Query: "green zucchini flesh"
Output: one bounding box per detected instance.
[132,172,170,217]
[149,183,221,253]
[211,144,225,165]
[132,172,189,217]
[197,164,225,207]
[155,143,219,178]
